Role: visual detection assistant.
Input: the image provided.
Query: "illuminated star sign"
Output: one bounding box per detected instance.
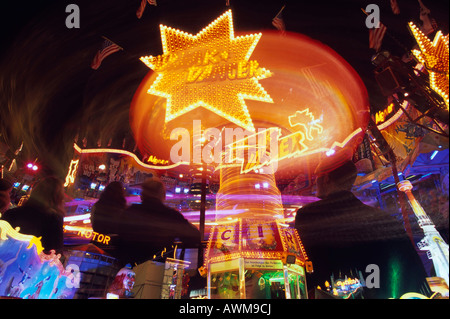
[409,22,449,109]
[140,10,273,132]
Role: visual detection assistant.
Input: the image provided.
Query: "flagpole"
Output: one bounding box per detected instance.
[276,5,286,17]
[101,36,124,51]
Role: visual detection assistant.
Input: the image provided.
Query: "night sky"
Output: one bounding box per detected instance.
[0,0,448,177]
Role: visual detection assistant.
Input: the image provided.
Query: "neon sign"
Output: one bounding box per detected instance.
[64,159,79,187]
[0,218,44,255]
[205,218,308,265]
[76,230,110,245]
[64,225,111,245]
[220,107,365,174]
[288,108,323,141]
[72,143,187,170]
[140,10,273,132]
[146,155,169,165]
[374,102,395,125]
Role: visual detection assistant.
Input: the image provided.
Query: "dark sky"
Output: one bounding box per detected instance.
[0,0,448,177]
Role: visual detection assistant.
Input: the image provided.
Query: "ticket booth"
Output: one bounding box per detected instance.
[204,218,311,299]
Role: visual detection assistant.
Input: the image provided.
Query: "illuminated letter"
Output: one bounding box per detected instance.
[221,230,232,240]
[365,264,380,288]
[203,49,219,65]
[228,63,236,80]
[279,136,292,159]
[247,61,260,77]
[387,103,393,113]
[375,111,384,124]
[285,231,294,244]
[220,50,229,61]
[187,66,202,83]
[237,61,248,79]
[170,127,191,163]
[198,65,213,82]
[365,4,380,29]
[258,225,264,238]
[65,4,80,29]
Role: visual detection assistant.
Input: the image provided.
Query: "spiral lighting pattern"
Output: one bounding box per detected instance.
[216,160,283,221]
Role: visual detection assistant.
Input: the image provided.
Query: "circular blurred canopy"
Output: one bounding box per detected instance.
[129,30,369,170]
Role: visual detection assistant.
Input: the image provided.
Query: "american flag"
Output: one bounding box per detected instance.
[369,22,387,51]
[91,39,122,70]
[272,6,286,34]
[390,0,400,15]
[137,0,157,19]
[418,0,437,35]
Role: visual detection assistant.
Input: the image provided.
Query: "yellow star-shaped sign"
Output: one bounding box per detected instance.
[140,10,273,132]
[409,22,449,109]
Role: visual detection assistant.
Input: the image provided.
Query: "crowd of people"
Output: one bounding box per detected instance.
[0,175,201,268]
[91,177,201,266]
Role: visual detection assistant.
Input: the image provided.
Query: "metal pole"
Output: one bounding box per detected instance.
[388,150,415,245]
[368,118,415,245]
[198,163,207,267]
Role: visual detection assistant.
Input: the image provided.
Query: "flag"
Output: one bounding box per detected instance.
[6,142,23,172]
[369,22,387,51]
[226,0,230,7]
[136,0,146,18]
[390,0,400,15]
[418,0,437,35]
[91,39,122,70]
[272,6,286,34]
[137,0,157,19]
[431,18,438,31]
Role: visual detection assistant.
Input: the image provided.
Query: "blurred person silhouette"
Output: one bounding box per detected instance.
[117,177,201,266]
[0,178,13,214]
[1,176,65,256]
[294,148,426,299]
[91,181,127,256]
[91,181,127,236]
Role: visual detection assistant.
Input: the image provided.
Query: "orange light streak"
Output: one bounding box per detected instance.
[73,143,188,170]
